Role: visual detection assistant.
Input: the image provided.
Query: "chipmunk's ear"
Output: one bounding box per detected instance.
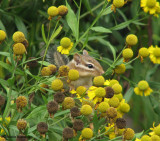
[74,53,81,65]
[83,50,88,56]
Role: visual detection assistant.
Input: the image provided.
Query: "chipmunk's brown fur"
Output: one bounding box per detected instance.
[67,50,104,89]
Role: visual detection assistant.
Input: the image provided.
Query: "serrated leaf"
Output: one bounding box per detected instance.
[102,5,113,16]
[49,25,62,44]
[66,0,79,41]
[91,26,112,33]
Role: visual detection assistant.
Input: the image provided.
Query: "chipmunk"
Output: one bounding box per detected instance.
[46,48,104,89]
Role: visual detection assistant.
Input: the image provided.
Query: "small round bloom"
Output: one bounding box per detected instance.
[82,99,95,108]
[0,95,5,107]
[0,30,6,41]
[123,128,135,140]
[47,6,59,17]
[70,106,80,117]
[106,107,117,118]
[21,39,29,48]
[62,97,75,109]
[58,5,68,16]
[47,101,58,115]
[138,80,149,91]
[16,96,27,111]
[41,67,52,76]
[73,119,84,131]
[80,105,92,116]
[54,92,65,103]
[113,0,124,8]
[48,64,57,75]
[37,122,48,135]
[119,103,130,113]
[98,102,110,113]
[40,83,49,93]
[57,37,73,54]
[68,69,79,81]
[17,119,27,130]
[95,87,106,97]
[122,48,133,60]
[109,79,119,87]
[58,65,69,76]
[0,137,6,141]
[51,79,63,91]
[148,45,160,64]
[139,47,149,58]
[13,31,25,43]
[105,87,114,98]
[81,128,93,139]
[141,135,151,141]
[112,83,122,94]
[134,80,153,96]
[63,127,74,139]
[126,34,138,46]
[114,93,123,101]
[151,135,160,140]
[93,76,105,86]
[116,118,126,129]
[13,43,26,55]
[108,97,120,108]
[76,86,87,96]
[115,64,126,74]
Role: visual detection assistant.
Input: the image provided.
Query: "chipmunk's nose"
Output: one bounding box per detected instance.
[101,70,104,75]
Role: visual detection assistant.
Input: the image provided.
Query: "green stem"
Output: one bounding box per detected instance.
[80,1,105,19]
[38,20,60,75]
[125,56,139,65]
[71,0,108,52]
[3,87,12,118]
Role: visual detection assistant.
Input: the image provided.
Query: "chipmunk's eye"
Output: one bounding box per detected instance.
[87,64,94,68]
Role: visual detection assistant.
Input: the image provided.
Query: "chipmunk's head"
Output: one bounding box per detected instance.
[73,50,104,77]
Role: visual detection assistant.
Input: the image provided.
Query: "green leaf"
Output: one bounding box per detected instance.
[0,20,6,32]
[97,38,116,60]
[26,105,47,119]
[124,87,134,102]
[38,61,50,66]
[0,61,24,75]
[54,109,70,118]
[49,25,63,44]
[41,24,47,44]
[102,5,113,16]
[66,0,79,41]
[110,20,133,31]
[15,16,27,37]
[0,52,10,57]
[149,81,160,89]
[91,26,112,33]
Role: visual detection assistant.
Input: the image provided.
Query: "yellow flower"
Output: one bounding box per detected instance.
[134,80,153,96]
[141,0,160,15]
[104,80,110,86]
[150,123,160,136]
[0,117,11,125]
[57,37,73,54]
[135,138,141,141]
[148,45,160,64]
[87,86,103,104]
[105,123,115,135]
